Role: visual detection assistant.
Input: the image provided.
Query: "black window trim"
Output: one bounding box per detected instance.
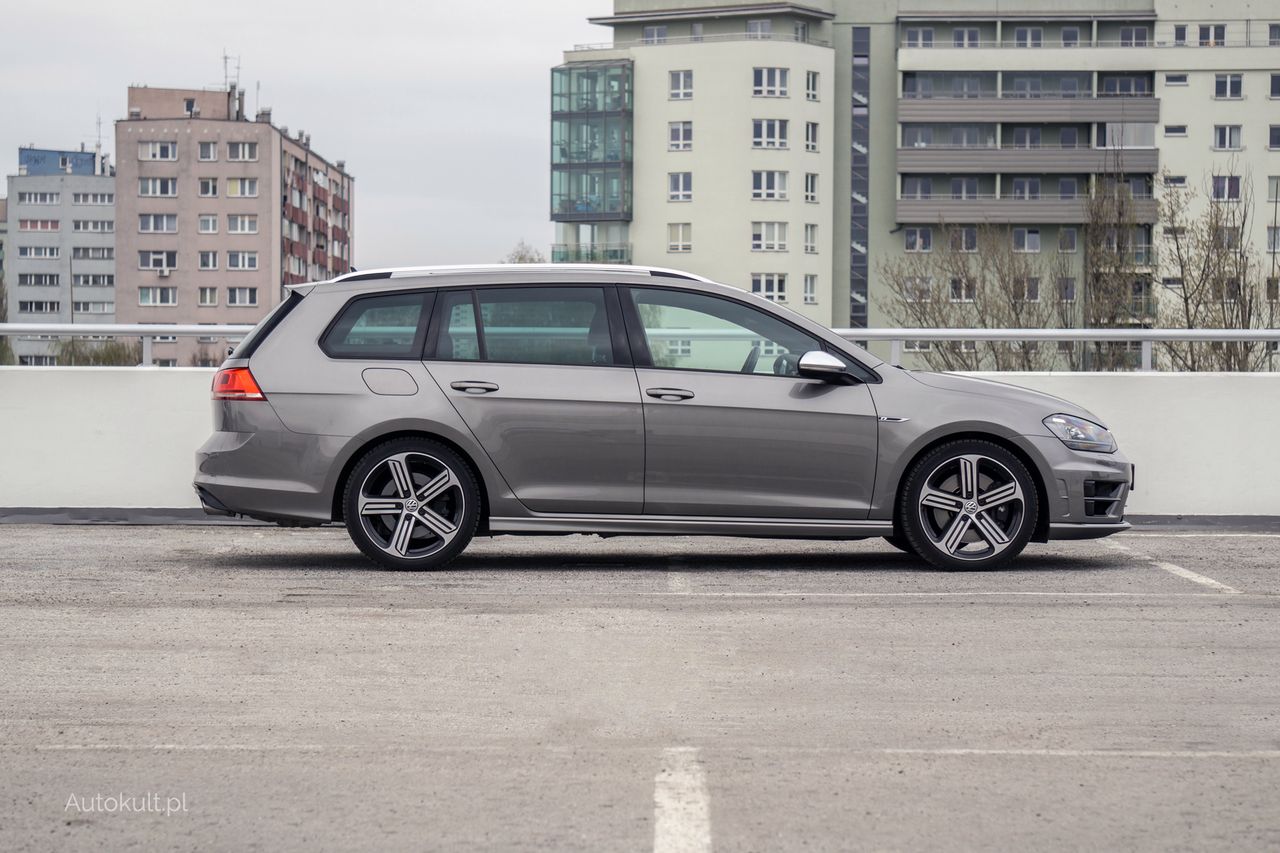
[232,289,305,360]
[423,282,633,368]
[619,283,881,383]
[318,288,436,361]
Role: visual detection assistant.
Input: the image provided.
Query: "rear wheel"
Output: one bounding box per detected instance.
[899,440,1038,571]
[343,438,480,571]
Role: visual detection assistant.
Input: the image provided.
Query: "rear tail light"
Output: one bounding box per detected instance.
[212,367,266,401]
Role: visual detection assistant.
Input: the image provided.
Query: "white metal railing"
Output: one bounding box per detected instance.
[572,32,830,51]
[833,328,1280,370]
[2,324,1278,372]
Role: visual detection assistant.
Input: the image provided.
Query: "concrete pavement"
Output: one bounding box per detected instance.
[0,525,1277,851]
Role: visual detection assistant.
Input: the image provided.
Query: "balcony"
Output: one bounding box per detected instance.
[895,194,1158,224]
[550,242,632,264]
[897,95,1158,123]
[897,144,1158,174]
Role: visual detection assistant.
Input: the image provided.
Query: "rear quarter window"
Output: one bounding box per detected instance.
[321,291,434,359]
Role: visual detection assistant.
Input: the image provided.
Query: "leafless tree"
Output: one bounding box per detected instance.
[1158,161,1279,371]
[53,337,141,366]
[502,240,546,264]
[0,274,13,365]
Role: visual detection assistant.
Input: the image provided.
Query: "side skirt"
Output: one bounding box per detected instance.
[487,514,893,539]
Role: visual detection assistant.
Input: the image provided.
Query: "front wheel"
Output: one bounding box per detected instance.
[343,438,480,570]
[899,440,1039,571]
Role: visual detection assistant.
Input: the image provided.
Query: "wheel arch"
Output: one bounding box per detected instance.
[890,430,1051,544]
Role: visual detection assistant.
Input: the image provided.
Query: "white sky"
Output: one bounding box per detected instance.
[0,0,611,267]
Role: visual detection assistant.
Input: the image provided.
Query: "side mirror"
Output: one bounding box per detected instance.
[797,350,854,383]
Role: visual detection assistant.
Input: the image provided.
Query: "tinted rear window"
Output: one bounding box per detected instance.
[321,291,433,359]
[230,290,303,360]
[430,287,615,366]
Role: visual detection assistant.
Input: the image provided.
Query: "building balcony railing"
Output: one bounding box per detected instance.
[897,144,1159,174]
[571,32,831,52]
[550,243,633,264]
[900,38,1271,49]
[898,96,1158,123]
[896,194,1158,224]
[901,90,1154,100]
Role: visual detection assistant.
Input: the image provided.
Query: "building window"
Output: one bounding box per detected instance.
[73,274,114,287]
[949,277,976,302]
[199,251,218,270]
[18,273,60,287]
[1059,177,1079,199]
[1014,27,1043,47]
[18,355,59,366]
[1164,125,1187,137]
[1011,126,1040,148]
[1061,27,1081,47]
[138,250,177,270]
[667,222,692,252]
[17,191,60,204]
[1268,227,1280,254]
[198,214,218,233]
[751,221,788,251]
[1060,228,1078,253]
[198,141,217,161]
[199,178,218,197]
[804,274,817,304]
[669,70,693,100]
[903,278,931,303]
[226,178,259,197]
[18,301,61,314]
[228,287,259,306]
[138,213,178,233]
[753,67,789,97]
[746,19,772,39]
[18,219,59,231]
[903,176,932,199]
[72,301,114,314]
[227,251,259,270]
[138,287,177,306]
[668,172,693,202]
[138,177,177,197]
[73,219,113,233]
[138,141,177,161]
[690,23,703,42]
[1199,24,1226,46]
[1120,26,1149,47]
[18,246,59,258]
[1059,277,1077,303]
[752,119,788,149]
[198,287,218,306]
[669,121,693,151]
[1272,74,1280,98]
[1017,277,1041,302]
[953,27,979,47]
[1165,73,1188,86]
[1173,25,1187,45]
[72,192,114,205]
[951,226,977,252]
[228,214,259,234]
[641,25,667,44]
[752,170,788,200]
[1270,126,1280,150]
[1213,125,1242,150]
[1165,175,1188,188]
[1214,74,1242,99]
[226,141,258,162]
[905,227,932,252]
[1271,24,1280,45]
[904,27,933,47]
[751,273,786,301]
[72,247,113,260]
[1011,177,1040,200]
[805,122,818,152]
[806,71,819,101]
[803,172,817,203]
[1013,228,1041,253]
[1211,175,1241,201]
[804,224,818,254]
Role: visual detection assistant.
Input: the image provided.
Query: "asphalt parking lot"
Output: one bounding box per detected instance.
[1,524,1277,852]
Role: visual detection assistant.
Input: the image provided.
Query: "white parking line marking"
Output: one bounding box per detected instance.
[1125,533,1280,539]
[654,747,712,853]
[1102,539,1241,593]
[883,748,1280,759]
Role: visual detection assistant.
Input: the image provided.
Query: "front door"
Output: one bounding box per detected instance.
[424,285,643,514]
[624,286,878,519]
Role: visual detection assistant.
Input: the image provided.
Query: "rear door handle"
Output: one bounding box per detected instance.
[450,380,499,394]
[645,387,695,401]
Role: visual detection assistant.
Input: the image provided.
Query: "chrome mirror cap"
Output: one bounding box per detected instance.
[798,350,848,379]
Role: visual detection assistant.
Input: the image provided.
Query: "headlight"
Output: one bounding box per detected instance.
[1043,414,1116,453]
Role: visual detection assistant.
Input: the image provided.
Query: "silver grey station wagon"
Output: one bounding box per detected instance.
[195,264,1133,571]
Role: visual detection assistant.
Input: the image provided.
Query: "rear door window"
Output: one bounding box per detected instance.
[321,291,433,359]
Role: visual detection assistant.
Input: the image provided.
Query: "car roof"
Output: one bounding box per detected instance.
[290,264,715,291]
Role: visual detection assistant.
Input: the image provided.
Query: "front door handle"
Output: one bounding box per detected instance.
[450,380,499,394]
[645,387,695,401]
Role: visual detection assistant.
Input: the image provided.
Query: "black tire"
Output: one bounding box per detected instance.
[883,535,917,555]
[898,439,1039,571]
[342,437,480,571]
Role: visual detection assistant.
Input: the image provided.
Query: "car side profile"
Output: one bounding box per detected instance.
[195,264,1133,571]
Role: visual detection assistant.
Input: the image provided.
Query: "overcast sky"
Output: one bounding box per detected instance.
[0,0,610,267]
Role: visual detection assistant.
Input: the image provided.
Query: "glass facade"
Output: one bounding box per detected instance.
[551,61,634,222]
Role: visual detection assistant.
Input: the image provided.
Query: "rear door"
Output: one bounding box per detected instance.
[423,285,644,514]
[623,285,879,519]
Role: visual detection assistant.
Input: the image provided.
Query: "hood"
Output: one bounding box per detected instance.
[906,371,1103,424]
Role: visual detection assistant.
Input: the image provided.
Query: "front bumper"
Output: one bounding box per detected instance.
[1020,434,1133,538]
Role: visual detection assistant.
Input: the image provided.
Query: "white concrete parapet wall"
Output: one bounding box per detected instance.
[0,367,1276,516]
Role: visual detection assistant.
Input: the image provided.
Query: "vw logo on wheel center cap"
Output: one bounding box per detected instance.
[964,500,979,514]
[406,499,419,511]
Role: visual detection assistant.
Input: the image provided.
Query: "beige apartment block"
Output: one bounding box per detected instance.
[115,86,354,366]
[554,0,1280,347]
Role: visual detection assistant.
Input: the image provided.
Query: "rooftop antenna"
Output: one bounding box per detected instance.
[222,49,241,89]
[255,80,261,115]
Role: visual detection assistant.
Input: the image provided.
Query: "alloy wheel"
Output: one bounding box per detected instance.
[916,453,1026,561]
[356,452,465,560]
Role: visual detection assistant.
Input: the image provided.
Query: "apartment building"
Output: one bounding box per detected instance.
[4,146,117,366]
[115,86,355,366]
[553,0,1280,339]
